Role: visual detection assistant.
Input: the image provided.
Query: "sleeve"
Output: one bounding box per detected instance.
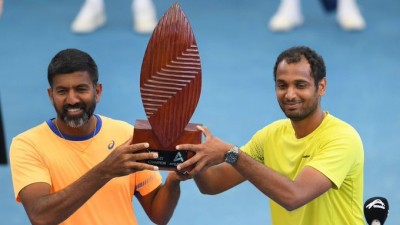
[307,130,363,189]
[133,170,162,197]
[10,136,51,202]
[241,127,267,163]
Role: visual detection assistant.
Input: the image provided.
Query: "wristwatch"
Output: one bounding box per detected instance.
[225,145,240,164]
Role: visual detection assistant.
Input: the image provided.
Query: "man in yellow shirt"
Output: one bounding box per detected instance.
[10,48,190,225]
[176,46,365,225]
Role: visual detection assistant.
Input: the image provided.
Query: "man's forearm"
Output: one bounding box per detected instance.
[193,162,245,195]
[149,174,181,225]
[193,166,225,195]
[24,164,111,225]
[232,150,304,210]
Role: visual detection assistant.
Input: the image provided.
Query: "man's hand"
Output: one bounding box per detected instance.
[168,171,193,182]
[98,136,159,179]
[176,126,232,175]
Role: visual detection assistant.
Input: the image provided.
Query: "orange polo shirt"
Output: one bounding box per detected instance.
[10,115,162,225]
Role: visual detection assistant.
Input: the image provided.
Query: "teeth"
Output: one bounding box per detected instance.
[67,108,81,112]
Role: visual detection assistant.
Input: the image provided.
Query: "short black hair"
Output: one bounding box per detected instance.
[47,48,99,87]
[273,46,326,87]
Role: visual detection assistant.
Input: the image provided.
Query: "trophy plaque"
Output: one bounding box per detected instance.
[132,3,202,170]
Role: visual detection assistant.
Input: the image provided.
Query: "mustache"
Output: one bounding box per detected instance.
[283,100,301,104]
[63,103,86,111]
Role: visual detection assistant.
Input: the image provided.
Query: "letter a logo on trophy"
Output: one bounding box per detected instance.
[132,3,202,170]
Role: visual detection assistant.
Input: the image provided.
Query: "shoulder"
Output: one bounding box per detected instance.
[10,122,51,162]
[98,115,133,128]
[246,119,291,145]
[97,115,133,139]
[323,114,361,139]
[13,122,49,142]
[268,119,290,129]
[257,119,291,135]
[318,114,363,155]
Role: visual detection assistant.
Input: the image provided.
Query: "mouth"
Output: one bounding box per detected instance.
[283,101,301,110]
[65,107,84,116]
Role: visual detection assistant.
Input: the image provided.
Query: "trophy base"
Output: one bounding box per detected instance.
[131,120,202,170]
[140,149,190,169]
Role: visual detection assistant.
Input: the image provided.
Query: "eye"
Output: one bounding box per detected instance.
[77,87,88,92]
[276,82,287,89]
[76,86,90,92]
[296,82,309,89]
[56,89,66,95]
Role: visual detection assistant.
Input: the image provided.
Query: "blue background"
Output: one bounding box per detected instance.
[1,0,399,224]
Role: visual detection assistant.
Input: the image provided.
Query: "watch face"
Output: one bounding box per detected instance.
[225,146,239,164]
[226,154,234,163]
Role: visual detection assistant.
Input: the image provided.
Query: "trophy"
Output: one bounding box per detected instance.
[131,3,202,170]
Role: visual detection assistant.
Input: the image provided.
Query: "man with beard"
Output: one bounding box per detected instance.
[10,48,190,225]
[176,46,365,225]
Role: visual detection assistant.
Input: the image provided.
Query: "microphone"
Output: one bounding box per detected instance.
[364,196,389,225]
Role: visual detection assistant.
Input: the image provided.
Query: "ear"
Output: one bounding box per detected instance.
[318,77,327,96]
[95,83,103,103]
[47,88,54,105]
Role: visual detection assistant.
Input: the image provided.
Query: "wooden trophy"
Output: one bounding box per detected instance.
[131,3,202,170]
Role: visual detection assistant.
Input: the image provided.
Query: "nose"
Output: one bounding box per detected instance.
[285,86,296,100]
[66,90,80,105]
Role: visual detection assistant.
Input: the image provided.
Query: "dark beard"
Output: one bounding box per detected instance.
[280,97,319,122]
[56,99,97,128]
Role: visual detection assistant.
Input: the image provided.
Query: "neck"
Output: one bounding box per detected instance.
[291,110,325,139]
[55,115,97,137]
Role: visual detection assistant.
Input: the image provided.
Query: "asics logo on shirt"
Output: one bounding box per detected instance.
[108,140,115,150]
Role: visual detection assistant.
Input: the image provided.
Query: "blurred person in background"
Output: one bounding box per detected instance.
[0,0,3,17]
[71,0,157,34]
[269,0,366,31]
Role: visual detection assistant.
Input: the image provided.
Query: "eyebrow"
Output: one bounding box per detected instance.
[275,79,310,83]
[54,83,91,89]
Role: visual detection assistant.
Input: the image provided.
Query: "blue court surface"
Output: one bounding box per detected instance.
[1,0,399,224]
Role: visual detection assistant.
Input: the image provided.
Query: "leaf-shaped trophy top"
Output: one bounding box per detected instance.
[139,3,201,148]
